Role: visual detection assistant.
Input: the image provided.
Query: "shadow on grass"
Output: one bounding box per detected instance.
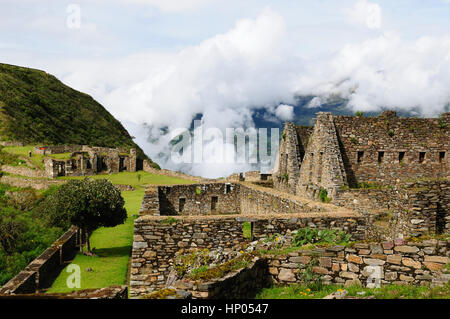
[92,245,132,258]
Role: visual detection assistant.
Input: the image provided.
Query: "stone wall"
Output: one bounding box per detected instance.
[0,175,64,190]
[273,111,450,199]
[267,239,450,288]
[157,183,240,216]
[0,165,48,178]
[42,145,137,178]
[334,111,450,186]
[0,226,82,294]
[334,180,450,237]
[130,214,366,297]
[273,122,308,194]
[173,258,271,299]
[297,112,347,199]
[139,182,348,216]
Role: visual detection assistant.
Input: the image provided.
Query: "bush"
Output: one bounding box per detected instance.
[318,188,331,203]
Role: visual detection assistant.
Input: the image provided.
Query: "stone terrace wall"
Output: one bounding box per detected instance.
[130,214,366,297]
[334,111,450,186]
[0,226,82,294]
[268,239,450,288]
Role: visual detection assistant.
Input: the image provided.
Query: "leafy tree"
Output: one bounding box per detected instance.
[0,215,26,254]
[39,179,127,255]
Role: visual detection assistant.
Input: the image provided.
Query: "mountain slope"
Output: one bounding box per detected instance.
[0,63,150,161]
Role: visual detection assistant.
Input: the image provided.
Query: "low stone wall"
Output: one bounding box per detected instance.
[130,214,366,297]
[0,226,82,294]
[0,165,48,178]
[0,175,64,190]
[173,258,271,299]
[267,239,450,288]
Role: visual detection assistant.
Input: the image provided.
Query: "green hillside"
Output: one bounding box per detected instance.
[0,63,150,161]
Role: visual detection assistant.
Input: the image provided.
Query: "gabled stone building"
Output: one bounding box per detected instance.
[273,111,450,199]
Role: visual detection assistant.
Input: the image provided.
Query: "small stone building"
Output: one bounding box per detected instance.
[41,145,137,178]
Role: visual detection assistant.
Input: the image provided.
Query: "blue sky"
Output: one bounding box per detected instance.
[1,0,450,177]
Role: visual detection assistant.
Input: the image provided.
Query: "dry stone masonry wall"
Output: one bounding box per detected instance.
[130,214,367,297]
[273,111,450,200]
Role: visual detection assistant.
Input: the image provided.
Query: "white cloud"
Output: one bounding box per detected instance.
[294,32,450,116]
[275,104,294,121]
[54,8,450,177]
[6,5,450,178]
[345,0,382,30]
[103,0,214,12]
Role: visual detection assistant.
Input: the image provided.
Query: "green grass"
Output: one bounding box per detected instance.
[46,172,194,293]
[256,283,450,299]
[243,222,252,239]
[57,171,192,190]
[2,145,44,169]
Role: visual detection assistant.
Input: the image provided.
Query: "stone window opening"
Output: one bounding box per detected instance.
[211,196,218,211]
[86,159,92,169]
[398,152,405,163]
[439,152,446,163]
[179,198,186,213]
[225,184,232,194]
[378,151,384,163]
[419,152,426,163]
[357,151,364,163]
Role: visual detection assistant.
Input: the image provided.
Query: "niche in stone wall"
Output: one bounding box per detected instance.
[211,196,218,211]
[179,198,186,213]
[357,151,364,163]
[378,151,384,164]
[398,152,405,163]
[439,152,446,163]
[419,152,426,163]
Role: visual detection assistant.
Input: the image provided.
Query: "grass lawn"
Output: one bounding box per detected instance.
[2,145,44,169]
[256,283,450,299]
[47,171,194,293]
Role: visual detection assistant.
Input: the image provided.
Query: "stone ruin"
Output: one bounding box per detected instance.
[273,111,449,199]
[130,111,449,297]
[36,145,138,178]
